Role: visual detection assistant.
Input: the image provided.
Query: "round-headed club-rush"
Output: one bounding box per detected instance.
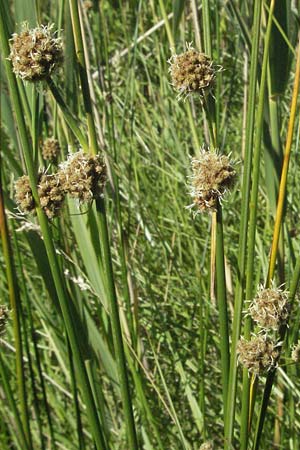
[58,150,107,203]
[15,172,65,219]
[188,148,236,213]
[9,23,63,82]
[237,335,280,376]
[248,285,289,331]
[42,138,61,162]
[168,43,222,100]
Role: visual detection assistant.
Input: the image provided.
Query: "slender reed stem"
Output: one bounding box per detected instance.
[46,77,89,151]
[215,202,230,415]
[0,156,32,448]
[0,354,31,450]
[266,40,300,287]
[225,0,263,446]
[239,3,276,447]
[96,198,139,450]
[68,0,99,155]
[68,2,138,445]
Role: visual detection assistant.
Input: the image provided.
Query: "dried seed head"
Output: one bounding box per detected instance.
[15,175,35,214]
[249,286,289,331]
[168,44,221,100]
[0,305,9,335]
[38,173,65,219]
[291,341,300,362]
[199,442,213,450]
[237,336,280,375]
[15,173,65,219]
[42,138,60,162]
[59,151,106,202]
[189,149,236,213]
[9,24,63,82]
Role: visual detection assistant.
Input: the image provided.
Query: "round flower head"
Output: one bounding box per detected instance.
[9,23,63,82]
[168,43,221,100]
[237,336,280,376]
[200,442,213,450]
[189,148,236,213]
[15,173,65,219]
[42,138,60,162]
[15,175,35,214]
[59,151,106,203]
[38,174,65,219]
[249,286,289,331]
[0,305,9,335]
[291,341,300,363]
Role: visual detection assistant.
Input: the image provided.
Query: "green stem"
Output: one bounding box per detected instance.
[46,77,88,151]
[215,202,230,416]
[0,354,31,450]
[202,0,212,57]
[96,198,139,450]
[225,0,263,446]
[0,155,32,448]
[68,0,99,155]
[239,3,275,448]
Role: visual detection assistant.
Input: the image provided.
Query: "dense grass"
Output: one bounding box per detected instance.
[1,1,300,449]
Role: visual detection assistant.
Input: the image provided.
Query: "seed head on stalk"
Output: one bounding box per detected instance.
[188,148,236,213]
[237,335,280,376]
[9,23,63,82]
[168,43,222,100]
[15,172,65,219]
[58,151,107,203]
[248,285,289,331]
[42,138,61,162]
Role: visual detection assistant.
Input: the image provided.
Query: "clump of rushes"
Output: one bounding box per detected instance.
[248,286,289,331]
[9,23,63,82]
[189,148,236,213]
[291,341,300,363]
[200,441,213,450]
[168,43,221,100]
[42,137,61,162]
[0,306,9,335]
[59,151,106,203]
[15,173,65,219]
[237,336,280,376]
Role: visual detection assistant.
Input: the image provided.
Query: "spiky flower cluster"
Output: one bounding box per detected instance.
[249,286,289,331]
[189,149,236,213]
[168,44,221,99]
[15,151,106,219]
[9,24,63,82]
[15,173,64,219]
[199,441,213,450]
[15,175,35,214]
[291,341,300,363]
[38,174,65,219]
[237,336,279,375]
[0,305,9,335]
[42,138,60,162]
[59,151,106,202]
